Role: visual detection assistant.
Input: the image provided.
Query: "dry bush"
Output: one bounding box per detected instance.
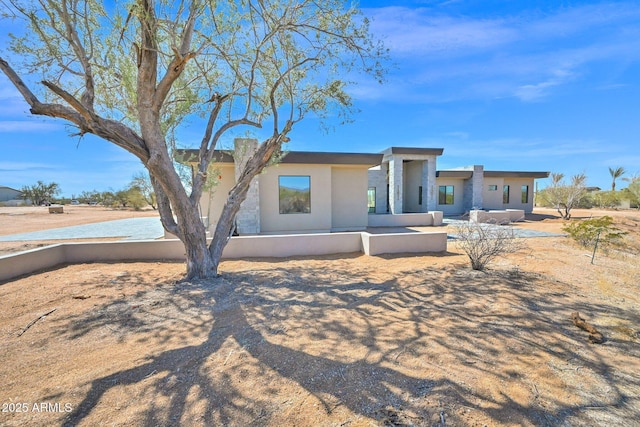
[454,221,525,271]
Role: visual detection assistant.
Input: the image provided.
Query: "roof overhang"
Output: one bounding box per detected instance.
[436,171,473,179]
[175,149,383,167]
[484,171,550,178]
[382,147,444,156]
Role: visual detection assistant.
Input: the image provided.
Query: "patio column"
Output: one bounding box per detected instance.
[471,165,484,210]
[388,157,403,214]
[422,158,437,212]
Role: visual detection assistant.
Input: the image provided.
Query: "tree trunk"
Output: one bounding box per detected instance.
[208,135,289,274]
[181,219,217,279]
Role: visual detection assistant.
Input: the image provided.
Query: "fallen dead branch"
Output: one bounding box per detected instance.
[17,308,57,337]
[571,312,604,344]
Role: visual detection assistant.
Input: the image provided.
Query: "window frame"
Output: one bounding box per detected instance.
[278,175,311,214]
[521,185,529,204]
[367,187,376,213]
[438,185,454,205]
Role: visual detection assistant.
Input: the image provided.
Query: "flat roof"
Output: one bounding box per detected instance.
[436,170,549,179]
[382,147,444,156]
[175,149,383,166]
[484,171,550,178]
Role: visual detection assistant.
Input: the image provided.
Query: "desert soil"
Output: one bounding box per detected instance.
[0,206,639,426]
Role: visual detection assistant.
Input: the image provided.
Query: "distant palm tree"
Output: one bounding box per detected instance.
[609,166,626,191]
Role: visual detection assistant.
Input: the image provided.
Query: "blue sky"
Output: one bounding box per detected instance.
[1,0,639,197]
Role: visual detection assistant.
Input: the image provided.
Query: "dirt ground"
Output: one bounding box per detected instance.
[0,207,639,426]
[0,206,159,256]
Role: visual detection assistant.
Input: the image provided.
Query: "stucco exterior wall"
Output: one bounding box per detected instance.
[501,178,536,213]
[435,178,466,215]
[403,160,423,213]
[482,177,505,210]
[259,164,332,233]
[331,166,369,230]
[199,163,235,233]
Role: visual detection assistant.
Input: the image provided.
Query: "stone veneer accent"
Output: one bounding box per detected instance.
[388,157,403,214]
[463,165,484,212]
[234,138,261,234]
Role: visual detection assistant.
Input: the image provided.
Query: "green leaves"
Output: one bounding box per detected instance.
[563,216,626,248]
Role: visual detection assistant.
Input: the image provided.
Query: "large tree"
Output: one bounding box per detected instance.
[539,172,588,219]
[0,0,385,278]
[20,180,61,205]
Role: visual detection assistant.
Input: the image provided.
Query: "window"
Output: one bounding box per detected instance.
[279,176,310,214]
[438,185,454,205]
[418,185,423,205]
[521,185,529,203]
[488,185,498,191]
[367,187,376,213]
[503,185,510,204]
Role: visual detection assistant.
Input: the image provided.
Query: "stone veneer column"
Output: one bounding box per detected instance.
[463,165,484,211]
[472,165,484,210]
[233,138,260,234]
[388,157,403,214]
[422,157,437,212]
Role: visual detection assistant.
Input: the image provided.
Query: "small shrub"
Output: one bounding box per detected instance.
[454,221,525,271]
[562,216,626,248]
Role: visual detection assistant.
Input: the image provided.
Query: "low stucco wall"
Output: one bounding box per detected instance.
[506,209,525,222]
[223,233,363,258]
[469,209,525,224]
[368,212,443,227]
[362,231,447,256]
[0,231,448,283]
[470,210,511,224]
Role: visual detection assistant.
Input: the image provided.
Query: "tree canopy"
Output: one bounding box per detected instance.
[1,0,386,278]
[20,180,61,205]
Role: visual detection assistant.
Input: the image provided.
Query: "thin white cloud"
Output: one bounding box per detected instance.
[363,2,640,103]
[0,120,61,132]
[0,161,55,171]
[367,7,516,57]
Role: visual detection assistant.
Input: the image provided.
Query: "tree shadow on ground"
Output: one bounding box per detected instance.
[55,261,640,426]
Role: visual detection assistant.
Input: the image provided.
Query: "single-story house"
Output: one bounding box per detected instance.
[0,186,23,202]
[177,139,549,235]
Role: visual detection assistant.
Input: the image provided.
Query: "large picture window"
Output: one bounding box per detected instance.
[521,185,529,203]
[438,185,454,205]
[503,185,510,204]
[279,176,311,214]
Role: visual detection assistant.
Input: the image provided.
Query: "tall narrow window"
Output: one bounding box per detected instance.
[279,176,311,214]
[367,187,376,213]
[438,185,454,205]
[521,185,529,203]
[418,185,423,205]
[503,185,510,204]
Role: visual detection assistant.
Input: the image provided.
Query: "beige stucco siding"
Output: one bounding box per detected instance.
[331,166,369,230]
[199,163,235,233]
[482,177,504,210]
[501,178,535,213]
[259,164,332,233]
[435,178,465,215]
